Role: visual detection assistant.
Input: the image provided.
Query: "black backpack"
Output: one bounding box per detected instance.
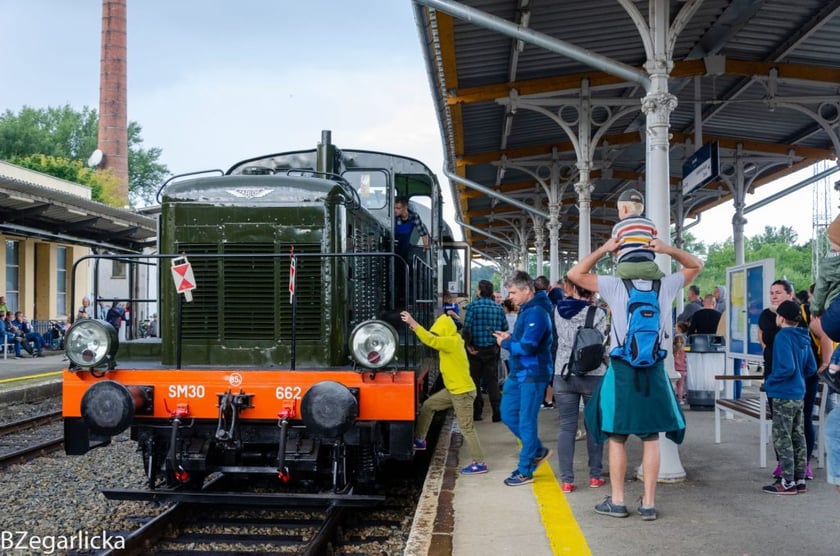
[562,305,605,379]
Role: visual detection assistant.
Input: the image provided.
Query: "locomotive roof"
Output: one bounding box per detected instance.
[227,148,439,199]
[161,173,342,203]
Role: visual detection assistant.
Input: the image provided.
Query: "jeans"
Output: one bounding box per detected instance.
[821,297,840,343]
[500,377,548,477]
[553,375,604,484]
[826,405,840,486]
[3,332,23,357]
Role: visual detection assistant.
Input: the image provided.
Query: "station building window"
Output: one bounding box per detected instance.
[56,246,68,316]
[5,239,19,312]
[112,260,126,279]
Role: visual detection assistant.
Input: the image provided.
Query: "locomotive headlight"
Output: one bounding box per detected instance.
[349,320,398,369]
[65,319,119,369]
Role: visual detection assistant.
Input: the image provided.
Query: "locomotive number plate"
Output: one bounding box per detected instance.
[168,384,206,398]
[275,386,303,400]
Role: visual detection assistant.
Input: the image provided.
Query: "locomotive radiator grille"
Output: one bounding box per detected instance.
[174,243,322,342]
[222,244,275,339]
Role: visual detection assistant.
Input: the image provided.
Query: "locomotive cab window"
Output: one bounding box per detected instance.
[343,169,388,210]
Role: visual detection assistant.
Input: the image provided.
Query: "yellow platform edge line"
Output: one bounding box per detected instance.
[0,370,63,384]
[533,460,592,555]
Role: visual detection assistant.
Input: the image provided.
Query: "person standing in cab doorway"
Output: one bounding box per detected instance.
[393,196,429,307]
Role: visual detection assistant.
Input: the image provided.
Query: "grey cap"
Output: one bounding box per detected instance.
[618,188,644,204]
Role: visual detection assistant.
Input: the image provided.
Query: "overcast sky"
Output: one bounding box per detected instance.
[1,0,834,248]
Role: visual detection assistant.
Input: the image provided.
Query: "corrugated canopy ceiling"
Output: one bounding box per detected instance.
[415,0,840,259]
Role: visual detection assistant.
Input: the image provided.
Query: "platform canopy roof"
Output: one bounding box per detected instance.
[414,0,840,260]
[0,167,156,253]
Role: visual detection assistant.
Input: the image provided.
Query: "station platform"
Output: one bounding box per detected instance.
[0,352,63,405]
[408,394,838,556]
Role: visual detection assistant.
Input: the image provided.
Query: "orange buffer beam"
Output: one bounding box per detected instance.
[63,369,417,421]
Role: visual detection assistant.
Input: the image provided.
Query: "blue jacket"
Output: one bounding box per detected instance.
[766,326,817,400]
[501,293,553,383]
[534,290,557,359]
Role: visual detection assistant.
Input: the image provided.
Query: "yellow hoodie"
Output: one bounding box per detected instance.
[413,314,476,395]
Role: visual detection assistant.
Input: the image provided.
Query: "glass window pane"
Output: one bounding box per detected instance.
[5,240,19,312]
[56,247,67,316]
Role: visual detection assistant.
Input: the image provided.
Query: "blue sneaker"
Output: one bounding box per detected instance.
[595,496,629,517]
[504,471,534,486]
[461,461,488,475]
[413,439,427,451]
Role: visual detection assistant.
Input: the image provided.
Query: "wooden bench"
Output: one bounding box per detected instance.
[714,374,829,469]
[714,375,771,467]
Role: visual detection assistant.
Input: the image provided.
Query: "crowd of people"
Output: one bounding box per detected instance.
[0,297,46,359]
[401,189,839,524]
[0,294,150,359]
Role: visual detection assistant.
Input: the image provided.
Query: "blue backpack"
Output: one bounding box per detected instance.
[610,279,666,367]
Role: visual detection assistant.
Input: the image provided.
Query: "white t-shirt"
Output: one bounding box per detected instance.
[597,273,685,349]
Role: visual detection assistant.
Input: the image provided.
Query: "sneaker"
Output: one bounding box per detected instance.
[817,367,840,393]
[796,479,808,493]
[413,439,427,451]
[461,461,488,475]
[561,482,576,493]
[589,477,606,488]
[638,504,657,521]
[805,461,814,480]
[533,447,552,469]
[771,462,783,479]
[762,479,797,495]
[575,429,587,441]
[541,401,555,409]
[504,471,534,486]
[595,496,628,518]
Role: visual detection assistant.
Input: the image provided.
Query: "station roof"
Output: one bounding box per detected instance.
[0,166,156,252]
[415,0,840,258]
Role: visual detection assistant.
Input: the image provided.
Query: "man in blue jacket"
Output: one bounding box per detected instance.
[493,270,554,486]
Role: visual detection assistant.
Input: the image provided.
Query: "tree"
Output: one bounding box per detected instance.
[694,227,813,299]
[0,105,168,207]
[127,121,168,206]
[8,154,123,206]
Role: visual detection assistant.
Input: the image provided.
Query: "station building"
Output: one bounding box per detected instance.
[0,161,156,326]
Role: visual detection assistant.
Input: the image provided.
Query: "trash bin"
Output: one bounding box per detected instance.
[684,334,726,410]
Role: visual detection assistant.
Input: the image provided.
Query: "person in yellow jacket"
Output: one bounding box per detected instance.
[401,310,488,475]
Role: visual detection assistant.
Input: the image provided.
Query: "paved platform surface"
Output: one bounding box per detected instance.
[4,356,836,555]
[0,351,64,405]
[412,392,838,556]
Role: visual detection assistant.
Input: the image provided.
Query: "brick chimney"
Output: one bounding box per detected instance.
[98,0,129,205]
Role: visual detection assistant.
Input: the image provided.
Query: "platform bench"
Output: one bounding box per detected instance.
[714,374,829,469]
[714,375,771,468]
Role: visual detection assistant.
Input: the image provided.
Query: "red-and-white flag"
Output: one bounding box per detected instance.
[289,246,296,304]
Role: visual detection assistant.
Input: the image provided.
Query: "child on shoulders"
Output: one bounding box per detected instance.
[612,188,664,280]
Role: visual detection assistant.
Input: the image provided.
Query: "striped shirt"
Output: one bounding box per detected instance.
[612,216,658,263]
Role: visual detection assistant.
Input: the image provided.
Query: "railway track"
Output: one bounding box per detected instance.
[0,410,64,468]
[0,409,62,436]
[80,459,424,555]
